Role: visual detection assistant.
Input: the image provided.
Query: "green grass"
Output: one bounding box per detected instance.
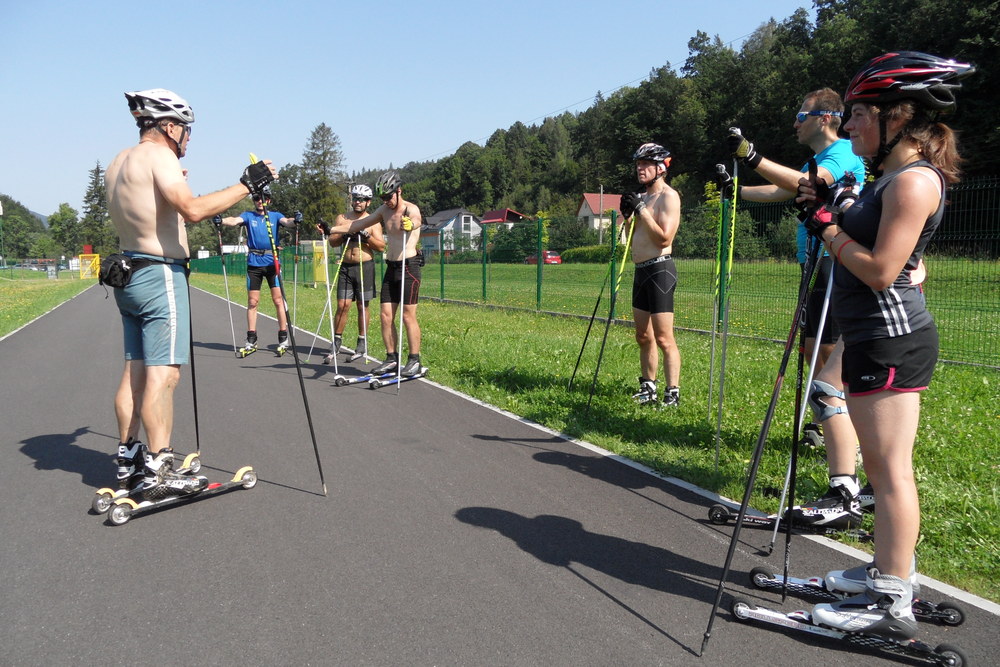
[189,272,999,602]
[0,274,90,339]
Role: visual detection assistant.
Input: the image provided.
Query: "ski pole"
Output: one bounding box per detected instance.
[396,244,406,393]
[248,153,327,496]
[712,161,739,471]
[358,234,370,363]
[213,216,239,357]
[186,267,202,458]
[326,238,345,374]
[291,219,300,332]
[769,260,833,553]
[585,215,635,414]
[701,159,824,656]
[568,260,612,391]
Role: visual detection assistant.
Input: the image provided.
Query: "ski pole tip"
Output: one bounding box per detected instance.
[322,483,328,496]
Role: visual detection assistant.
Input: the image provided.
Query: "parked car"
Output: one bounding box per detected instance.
[525,251,562,265]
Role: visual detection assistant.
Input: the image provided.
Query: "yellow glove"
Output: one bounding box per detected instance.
[401,216,413,232]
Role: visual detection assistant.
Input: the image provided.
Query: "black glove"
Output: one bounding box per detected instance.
[294,211,303,224]
[359,228,371,240]
[318,219,331,235]
[240,161,274,197]
[727,127,762,169]
[714,164,735,198]
[212,214,223,227]
[620,192,645,219]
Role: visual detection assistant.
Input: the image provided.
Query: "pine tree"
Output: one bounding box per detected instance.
[300,123,346,224]
[79,161,117,255]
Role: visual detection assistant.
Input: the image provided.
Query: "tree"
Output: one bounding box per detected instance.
[0,194,46,259]
[46,203,81,256]
[299,123,346,227]
[80,161,117,255]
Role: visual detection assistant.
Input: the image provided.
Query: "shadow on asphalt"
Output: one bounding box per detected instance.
[455,506,722,657]
[18,426,113,489]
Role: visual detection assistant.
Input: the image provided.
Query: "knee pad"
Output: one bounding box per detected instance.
[808,380,847,423]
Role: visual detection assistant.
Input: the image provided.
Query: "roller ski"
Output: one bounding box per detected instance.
[707,502,869,538]
[238,331,258,358]
[333,371,394,387]
[729,596,967,666]
[370,368,427,389]
[748,565,965,626]
[102,447,256,526]
[370,356,427,389]
[91,441,201,514]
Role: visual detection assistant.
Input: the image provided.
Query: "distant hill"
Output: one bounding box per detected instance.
[30,211,48,228]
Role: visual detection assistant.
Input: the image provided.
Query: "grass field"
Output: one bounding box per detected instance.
[196,255,997,366]
[188,271,999,602]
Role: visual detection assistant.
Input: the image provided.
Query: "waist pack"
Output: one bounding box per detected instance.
[98,254,159,289]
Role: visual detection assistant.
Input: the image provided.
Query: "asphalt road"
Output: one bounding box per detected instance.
[0,284,993,666]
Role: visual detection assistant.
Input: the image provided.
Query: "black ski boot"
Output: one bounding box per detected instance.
[401,354,424,377]
[786,475,863,530]
[632,378,657,405]
[371,353,398,375]
[662,386,680,407]
[116,438,148,492]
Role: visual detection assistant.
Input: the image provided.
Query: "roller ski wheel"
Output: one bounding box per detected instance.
[333,375,349,387]
[105,466,256,526]
[322,353,335,365]
[728,597,968,665]
[237,345,257,358]
[708,504,732,525]
[748,567,966,626]
[275,343,290,357]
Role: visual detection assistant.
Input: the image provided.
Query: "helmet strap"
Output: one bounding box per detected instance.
[156,123,184,158]
[870,116,902,177]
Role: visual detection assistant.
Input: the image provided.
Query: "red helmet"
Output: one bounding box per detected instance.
[845,51,974,112]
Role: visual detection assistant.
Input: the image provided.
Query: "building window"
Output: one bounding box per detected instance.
[462,215,472,234]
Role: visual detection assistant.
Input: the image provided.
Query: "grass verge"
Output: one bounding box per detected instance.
[0,276,91,339]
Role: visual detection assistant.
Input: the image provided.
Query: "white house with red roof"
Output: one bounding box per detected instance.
[577,192,622,232]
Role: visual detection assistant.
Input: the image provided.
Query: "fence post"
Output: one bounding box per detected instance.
[439,245,445,301]
[536,217,543,311]
[610,211,618,308]
[481,225,487,302]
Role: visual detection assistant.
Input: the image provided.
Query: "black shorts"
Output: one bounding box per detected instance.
[842,324,938,396]
[380,260,421,305]
[803,256,840,344]
[246,263,280,291]
[632,256,676,314]
[337,261,376,302]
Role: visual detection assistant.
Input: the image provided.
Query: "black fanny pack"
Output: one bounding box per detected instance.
[98,254,184,289]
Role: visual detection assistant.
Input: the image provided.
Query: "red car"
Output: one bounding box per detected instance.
[525,251,562,265]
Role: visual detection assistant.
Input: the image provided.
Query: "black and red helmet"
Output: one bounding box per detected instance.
[845,51,975,111]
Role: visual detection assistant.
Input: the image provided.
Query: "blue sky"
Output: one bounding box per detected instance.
[2,0,814,217]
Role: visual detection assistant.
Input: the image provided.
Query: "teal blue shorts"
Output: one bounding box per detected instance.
[113,254,190,365]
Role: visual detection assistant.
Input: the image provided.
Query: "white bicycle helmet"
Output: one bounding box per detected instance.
[350,184,373,199]
[125,88,195,124]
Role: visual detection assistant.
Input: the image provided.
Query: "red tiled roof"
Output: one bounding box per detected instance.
[580,193,622,216]
[480,208,530,224]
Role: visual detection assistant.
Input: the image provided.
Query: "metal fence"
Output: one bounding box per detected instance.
[189,175,999,368]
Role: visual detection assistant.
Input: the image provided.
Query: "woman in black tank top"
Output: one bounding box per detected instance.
[797,52,975,639]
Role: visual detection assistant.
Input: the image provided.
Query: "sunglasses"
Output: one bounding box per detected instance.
[352,196,372,202]
[796,110,843,123]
